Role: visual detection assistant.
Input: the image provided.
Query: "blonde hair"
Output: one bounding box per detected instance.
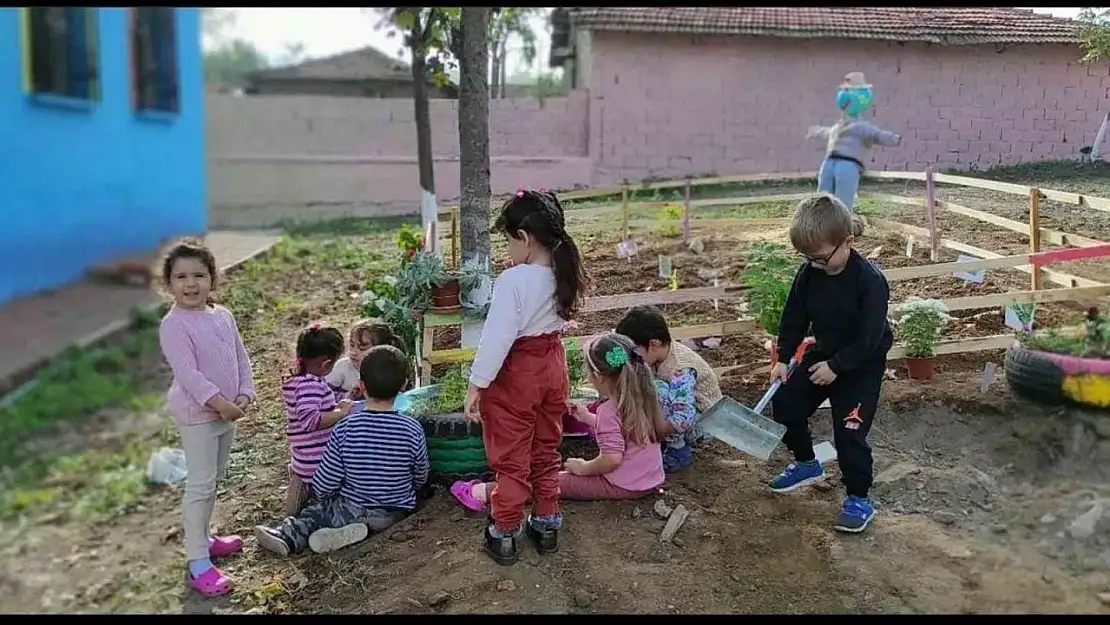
[585,333,661,446]
[789,193,856,254]
[348,318,404,352]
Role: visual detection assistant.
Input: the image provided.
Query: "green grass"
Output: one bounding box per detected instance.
[0,307,163,468]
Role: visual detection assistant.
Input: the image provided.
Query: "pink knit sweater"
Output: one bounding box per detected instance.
[158,304,255,425]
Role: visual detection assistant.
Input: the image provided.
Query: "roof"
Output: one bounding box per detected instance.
[250,46,413,82]
[567,7,1082,46]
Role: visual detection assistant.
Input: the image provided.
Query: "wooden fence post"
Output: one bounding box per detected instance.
[925,166,939,262]
[682,179,692,243]
[621,184,630,240]
[1029,188,1044,291]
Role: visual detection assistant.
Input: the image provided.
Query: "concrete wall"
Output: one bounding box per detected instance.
[207,90,591,227]
[207,34,1105,226]
[0,8,205,305]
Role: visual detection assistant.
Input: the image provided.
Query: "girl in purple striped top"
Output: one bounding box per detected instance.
[281,324,354,517]
[157,239,254,598]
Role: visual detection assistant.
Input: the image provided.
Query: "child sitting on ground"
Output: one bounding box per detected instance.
[255,345,430,555]
[281,324,354,516]
[616,305,723,473]
[326,319,405,401]
[451,333,664,509]
[768,193,892,534]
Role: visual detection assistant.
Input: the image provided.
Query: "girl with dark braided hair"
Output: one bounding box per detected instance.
[463,188,588,565]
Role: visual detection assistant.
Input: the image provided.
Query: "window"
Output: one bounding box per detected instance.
[131,7,179,114]
[23,7,100,100]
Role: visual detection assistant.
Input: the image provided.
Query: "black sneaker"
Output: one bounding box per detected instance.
[484,524,520,566]
[525,521,559,555]
[253,525,294,556]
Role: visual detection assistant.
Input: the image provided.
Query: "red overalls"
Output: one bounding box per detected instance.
[480,333,568,532]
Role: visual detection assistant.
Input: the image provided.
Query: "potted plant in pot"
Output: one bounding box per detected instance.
[894,297,952,380]
[397,249,460,314]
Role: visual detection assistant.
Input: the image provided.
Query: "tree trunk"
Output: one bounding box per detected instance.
[410,35,438,255]
[458,7,492,348]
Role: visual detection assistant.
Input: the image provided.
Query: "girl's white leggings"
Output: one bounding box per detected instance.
[178,419,235,561]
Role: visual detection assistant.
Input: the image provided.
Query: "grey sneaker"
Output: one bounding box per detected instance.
[254,525,292,556]
[309,523,369,553]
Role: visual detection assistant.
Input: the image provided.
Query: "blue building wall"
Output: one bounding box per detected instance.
[0,8,205,306]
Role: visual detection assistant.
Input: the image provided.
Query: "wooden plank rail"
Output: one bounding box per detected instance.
[427,320,758,365]
[940,285,1110,312]
[883,243,1110,282]
[863,193,1105,249]
[871,218,1105,289]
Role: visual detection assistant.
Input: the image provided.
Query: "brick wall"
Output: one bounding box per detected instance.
[207,34,1107,226]
[587,33,1106,184]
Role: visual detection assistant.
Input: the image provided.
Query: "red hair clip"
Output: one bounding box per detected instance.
[539,188,548,193]
[515,188,525,198]
[310,322,322,330]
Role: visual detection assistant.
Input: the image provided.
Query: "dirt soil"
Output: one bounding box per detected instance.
[4,185,1110,614]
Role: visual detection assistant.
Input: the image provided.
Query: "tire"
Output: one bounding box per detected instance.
[419,411,489,485]
[1005,343,1067,406]
[1005,343,1110,410]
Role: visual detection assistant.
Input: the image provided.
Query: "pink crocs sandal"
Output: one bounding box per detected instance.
[187,566,233,598]
[450,479,487,513]
[209,535,244,559]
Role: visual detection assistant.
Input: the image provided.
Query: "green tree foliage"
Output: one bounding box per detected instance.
[1078,8,1110,64]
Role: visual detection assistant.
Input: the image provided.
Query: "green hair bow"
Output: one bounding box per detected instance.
[604,345,628,368]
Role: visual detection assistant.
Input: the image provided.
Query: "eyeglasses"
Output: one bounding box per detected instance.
[803,241,842,267]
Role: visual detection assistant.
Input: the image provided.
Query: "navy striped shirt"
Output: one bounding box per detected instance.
[311,410,429,510]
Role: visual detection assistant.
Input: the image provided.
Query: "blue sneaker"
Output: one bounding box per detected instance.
[662,445,695,474]
[834,495,876,533]
[768,459,825,493]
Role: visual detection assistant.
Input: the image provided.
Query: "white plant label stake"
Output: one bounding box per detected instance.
[980,362,998,393]
[1004,303,1036,332]
[906,235,915,258]
[712,277,720,311]
[658,255,673,279]
[953,254,985,284]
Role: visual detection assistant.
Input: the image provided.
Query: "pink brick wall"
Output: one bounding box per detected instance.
[588,33,1107,184]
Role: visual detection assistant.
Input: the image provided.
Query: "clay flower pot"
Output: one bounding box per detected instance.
[431,278,461,310]
[905,356,936,380]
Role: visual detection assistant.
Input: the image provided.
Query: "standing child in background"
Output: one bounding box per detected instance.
[326,319,405,400]
[769,193,892,534]
[157,239,255,598]
[451,333,664,510]
[282,324,354,516]
[463,189,588,565]
[807,72,902,229]
[255,345,429,556]
[616,305,723,473]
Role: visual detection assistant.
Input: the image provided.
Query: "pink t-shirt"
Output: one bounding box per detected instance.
[591,398,665,492]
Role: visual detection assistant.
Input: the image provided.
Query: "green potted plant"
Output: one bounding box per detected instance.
[894,297,952,380]
[741,241,802,363]
[399,249,459,314]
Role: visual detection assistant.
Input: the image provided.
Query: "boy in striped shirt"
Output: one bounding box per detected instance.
[255,345,430,555]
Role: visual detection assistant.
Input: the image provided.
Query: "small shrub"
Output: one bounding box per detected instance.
[895,297,952,358]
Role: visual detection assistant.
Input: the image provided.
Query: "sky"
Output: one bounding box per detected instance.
[212,7,1083,78]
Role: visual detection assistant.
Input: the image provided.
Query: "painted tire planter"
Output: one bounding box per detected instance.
[420,412,491,486]
[1004,343,1110,409]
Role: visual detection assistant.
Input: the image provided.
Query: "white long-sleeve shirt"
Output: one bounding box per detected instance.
[469,263,565,388]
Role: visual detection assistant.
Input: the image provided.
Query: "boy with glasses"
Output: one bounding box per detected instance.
[768,193,892,534]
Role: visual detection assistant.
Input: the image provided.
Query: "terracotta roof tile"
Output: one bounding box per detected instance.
[567,7,1081,46]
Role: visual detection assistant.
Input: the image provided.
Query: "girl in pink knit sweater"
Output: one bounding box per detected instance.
[157,239,255,598]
